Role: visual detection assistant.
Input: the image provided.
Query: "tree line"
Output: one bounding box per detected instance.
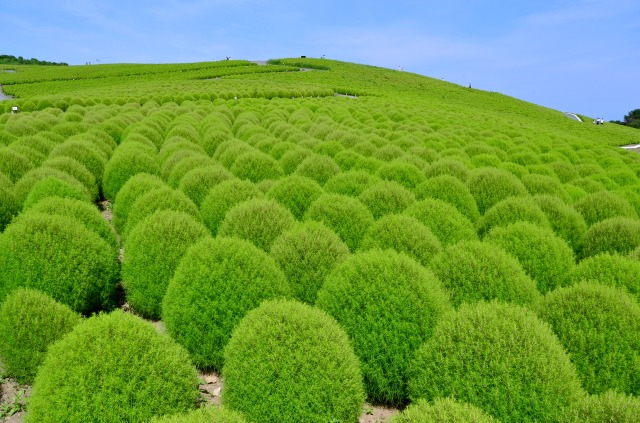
[0,54,68,66]
[611,109,640,129]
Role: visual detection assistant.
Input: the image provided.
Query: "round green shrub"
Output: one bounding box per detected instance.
[218,198,296,251]
[568,253,640,301]
[265,175,324,220]
[304,193,375,251]
[0,147,34,183]
[102,143,160,201]
[200,178,264,236]
[163,237,291,370]
[574,191,638,226]
[358,180,416,219]
[467,167,528,215]
[112,173,167,234]
[0,213,119,314]
[124,187,200,239]
[477,196,550,238]
[532,194,587,252]
[269,221,350,304]
[316,250,451,405]
[359,214,441,267]
[166,154,214,188]
[151,406,248,423]
[414,175,480,223]
[222,299,365,423]
[0,182,18,232]
[376,161,427,190]
[390,398,498,423]
[27,197,117,248]
[26,310,200,423]
[558,391,640,423]
[123,210,209,319]
[404,199,478,246]
[230,150,284,183]
[408,301,584,422]
[294,154,341,185]
[537,282,640,395]
[423,158,470,181]
[521,173,572,203]
[279,147,313,175]
[0,288,82,384]
[13,166,91,206]
[48,140,107,187]
[178,164,233,207]
[42,155,98,199]
[430,240,540,307]
[579,217,640,259]
[161,150,207,180]
[22,175,92,210]
[324,170,382,197]
[485,222,575,293]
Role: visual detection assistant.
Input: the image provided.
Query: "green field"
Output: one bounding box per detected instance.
[1,57,640,422]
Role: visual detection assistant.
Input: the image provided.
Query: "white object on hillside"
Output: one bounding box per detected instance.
[564,112,583,122]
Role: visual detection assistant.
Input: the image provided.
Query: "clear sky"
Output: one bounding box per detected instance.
[2,0,638,121]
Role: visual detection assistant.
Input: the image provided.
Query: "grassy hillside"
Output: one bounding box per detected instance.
[2,58,640,422]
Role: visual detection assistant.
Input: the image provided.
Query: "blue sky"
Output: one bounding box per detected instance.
[2,0,638,121]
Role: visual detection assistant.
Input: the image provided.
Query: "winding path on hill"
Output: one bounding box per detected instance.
[0,84,12,101]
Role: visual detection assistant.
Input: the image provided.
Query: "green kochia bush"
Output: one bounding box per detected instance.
[218,198,296,251]
[0,213,119,314]
[359,214,441,267]
[102,143,160,201]
[163,237,291,370]
[269,222,350,304]
[414,175,480,223]
[230,150,284,182]
[122,210,209,319]
[42,156,99,199]
[200,178,264,235]
[558,391,640,423]
[0,178,18,231]
[13,166,91,206]
[537,283,640,395]
[532,194,587,252]
[485,222,575,294]
[222,299,365,423]
[178,164,233,207]
[112,173,167,234]
[316,250,451,405]
[124,187,200,239]
[376,161,427,190]
[578,217,640,259]
[26,310,200,423]
[265,175,324,220]
[390,398,498,423]
[567,253,640,301]
[151,406,248,423]
[304,193,375,251]
[323,170,382,197]
[358,180,416,219]
[294,154,341,185]
[430,240,540,307]
[467,167,528,215]
[0,288,82,384]
[573,191,638,226]
[408,302,584,422]
[404,199,478,246]
[27,197,118,249]
[22,175,91,210]
[477,196,550,238]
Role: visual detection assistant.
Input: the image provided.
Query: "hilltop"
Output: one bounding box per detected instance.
[2,58,640,422]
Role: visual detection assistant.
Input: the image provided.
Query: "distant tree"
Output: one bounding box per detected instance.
[0,54,68,66]
[612,109,640,129]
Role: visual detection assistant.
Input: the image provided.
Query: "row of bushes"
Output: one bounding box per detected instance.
[2,277,639,421]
